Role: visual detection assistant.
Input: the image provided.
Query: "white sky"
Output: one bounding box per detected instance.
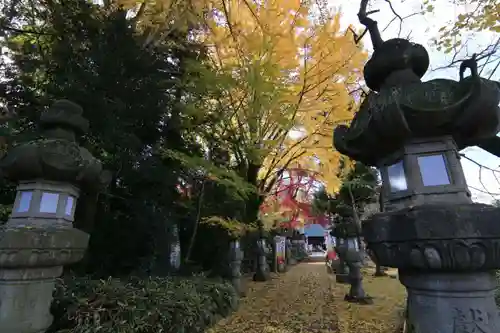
[332,0,500,203]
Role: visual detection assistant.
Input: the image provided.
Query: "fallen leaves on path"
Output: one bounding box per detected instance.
[207,262,339,333]
[207,262,406,333]
[333,266,406,333]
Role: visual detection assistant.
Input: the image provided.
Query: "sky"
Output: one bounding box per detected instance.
[330,0,500,204]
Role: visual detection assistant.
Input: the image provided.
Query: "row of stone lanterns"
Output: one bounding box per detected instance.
[0,100,109,333]
[334,0,500,330]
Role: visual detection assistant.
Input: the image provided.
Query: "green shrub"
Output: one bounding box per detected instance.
[49,274,238,333]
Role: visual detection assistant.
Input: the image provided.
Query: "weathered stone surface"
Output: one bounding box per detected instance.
[363,203,500,271]
[335,1,500,330]
[333,33,500,167]
[0,100,110,191]
[228,241,244,296]
[401,271,500,333]
[0,226,89,333]
[0,99,101,333]
[0,226,89,267]
[334,242,350,284]
[0,266,61,333]
[253,239,271,281]
[363,38,430,92]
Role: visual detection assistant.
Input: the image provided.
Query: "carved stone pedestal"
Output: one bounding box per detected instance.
[401,271,499,333]
[253,239,270,282]
[373,264,387,277]
[364,204,500,332]
[344,247,373,305]
[229,240,244,296]
[335,245,350,284]
[291,239,305,261]
[0,227,88,333]
[286,239,296,266]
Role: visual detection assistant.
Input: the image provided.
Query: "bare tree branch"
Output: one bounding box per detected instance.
[432,37,500,79]
[460,153,500,200]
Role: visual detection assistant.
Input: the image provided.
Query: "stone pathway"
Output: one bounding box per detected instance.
[207,262,340,333]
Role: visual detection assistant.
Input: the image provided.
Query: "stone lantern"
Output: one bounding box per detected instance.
[253,220,271,281]
[334,1,500,330]
[253,237,271,281]
[335,220,372,304]
[0,100,109,333]
[285,238,296,266]
[330,225,349,283]
[228,239,244,296]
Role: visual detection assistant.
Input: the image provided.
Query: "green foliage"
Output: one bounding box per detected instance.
[162,148,256,199]
[49,274,238,333]
[0,0,266,278]
[313,162,379,223]
[189,216,260,275]
[312,187,331,216]
[0,0,257,276]
[201,216,257,240]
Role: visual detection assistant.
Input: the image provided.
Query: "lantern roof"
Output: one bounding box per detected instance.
[333,2,500,166]
[0,100,110,191]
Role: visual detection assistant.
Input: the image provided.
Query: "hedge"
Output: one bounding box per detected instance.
[49,274,239,333]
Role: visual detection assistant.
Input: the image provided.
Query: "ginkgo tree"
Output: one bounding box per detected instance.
[117,0,367,224]
[196,1,366,221]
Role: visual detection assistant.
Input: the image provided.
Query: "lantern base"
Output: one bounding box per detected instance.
[373,265,388,277]
[0,226,89,333]
[400,270,500,332]
[0,266,61,333]
[335,273,350,284]
[253,255,271,282]
[344,294,374,305]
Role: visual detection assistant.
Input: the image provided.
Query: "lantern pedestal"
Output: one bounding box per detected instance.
[253,239,271,282]
[373,264,387,277]
[401,271,499,332]
[334,244,350,284]
[0,227,88,333]
[228,240,244,297]
[344,239,373,305]
[364,204,500,331]
[285,239,296,266]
